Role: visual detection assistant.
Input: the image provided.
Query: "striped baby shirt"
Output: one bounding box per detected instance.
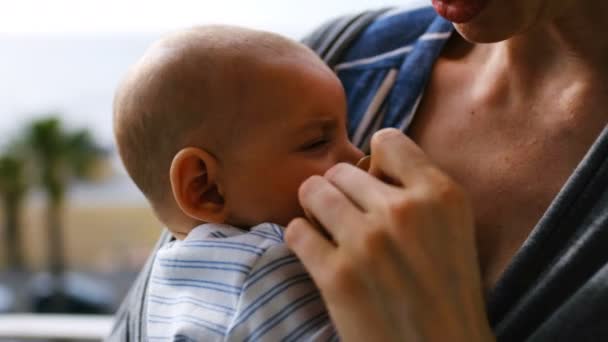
[146,223,335,341]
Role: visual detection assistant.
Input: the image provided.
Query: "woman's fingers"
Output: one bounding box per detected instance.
[297,175,365,242]
[284,217,335,278]
[287,218,404,342]
[288,128,493,342]
[369,128,441,189]
[323,162,396,212]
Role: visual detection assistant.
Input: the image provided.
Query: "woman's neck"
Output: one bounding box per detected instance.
[482,1,608,100]
[433,1,608,290]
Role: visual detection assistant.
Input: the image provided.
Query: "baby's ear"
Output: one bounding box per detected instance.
[170,147,227,223]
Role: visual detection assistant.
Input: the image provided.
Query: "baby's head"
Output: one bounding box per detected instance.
[114,25,363,238]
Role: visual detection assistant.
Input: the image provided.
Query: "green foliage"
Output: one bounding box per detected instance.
[22,116,108,202]
[0,154,27,200]
[0,154,27,270]
[0,114,108,274]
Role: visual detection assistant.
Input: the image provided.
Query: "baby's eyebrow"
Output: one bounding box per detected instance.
[296,117,337,134]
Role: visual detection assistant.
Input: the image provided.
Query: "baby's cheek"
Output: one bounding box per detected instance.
[271,180,307,225]
[274,199,306,227]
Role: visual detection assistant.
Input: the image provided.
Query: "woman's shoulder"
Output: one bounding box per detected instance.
[302,4,450,71]
[340,5,442,62]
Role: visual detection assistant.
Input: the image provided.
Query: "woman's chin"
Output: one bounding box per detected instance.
[432,0,489,23]
[441,0,539,44]
[452,23,506,43]
[451,15,525,44]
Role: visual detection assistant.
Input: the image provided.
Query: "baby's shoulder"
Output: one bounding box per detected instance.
[147,223,330,340]
[181,222,284,247]
[158,222,288,270]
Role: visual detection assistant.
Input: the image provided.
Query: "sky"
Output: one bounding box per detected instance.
[0,0,430,146]
[0,0,430,203]
[1,0,425,34]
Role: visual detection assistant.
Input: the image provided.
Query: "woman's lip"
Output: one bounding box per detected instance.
[431,0,488,23]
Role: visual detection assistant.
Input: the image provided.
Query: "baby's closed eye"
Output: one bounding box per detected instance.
[300,137,331,151]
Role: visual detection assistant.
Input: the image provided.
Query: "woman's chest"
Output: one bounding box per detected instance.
[406,84,605,287]
[407,105,577,233]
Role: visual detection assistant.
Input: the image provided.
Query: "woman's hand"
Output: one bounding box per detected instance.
[285,128,494,342]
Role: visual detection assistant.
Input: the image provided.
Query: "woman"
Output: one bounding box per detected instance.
[286,0,608,341]
[109,0,608,340]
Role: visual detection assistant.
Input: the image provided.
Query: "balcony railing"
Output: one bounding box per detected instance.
[0,314,112,340]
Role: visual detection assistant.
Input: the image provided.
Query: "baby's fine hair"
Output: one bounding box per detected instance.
[113,25,320,222]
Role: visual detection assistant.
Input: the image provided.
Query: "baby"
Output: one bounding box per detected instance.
[113,25,363,341]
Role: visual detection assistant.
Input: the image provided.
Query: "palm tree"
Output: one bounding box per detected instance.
[0,154,27,271]
[23,117,107,283]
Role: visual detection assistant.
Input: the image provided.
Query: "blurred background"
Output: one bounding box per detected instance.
[0,0,425,338]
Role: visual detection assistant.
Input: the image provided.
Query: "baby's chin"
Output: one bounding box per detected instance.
[267,206,307,228]
[226,206,305,229]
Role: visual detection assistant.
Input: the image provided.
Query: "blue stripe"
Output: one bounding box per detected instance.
[282,310,329,342]
[148,314,226,336]
[152,276,241,291]
[158,258,251,270]
[244,255,300,290]
[151,280,240,295]
[149,298,232,315]
[272,224,284,239]
[175,335,197,342]
[149,313,227,332]
[158,263,249,274]
[148,319,169,324]
[214,231,228,238]
[149,313,228,330]
[249,230,283,243]
[184,240,264,252]
[182,242,265,256]
[151,277,241,295]
[149,294,234,313]
[148,294,235,315]
[230,273,312,329]
[244,291,322,342]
